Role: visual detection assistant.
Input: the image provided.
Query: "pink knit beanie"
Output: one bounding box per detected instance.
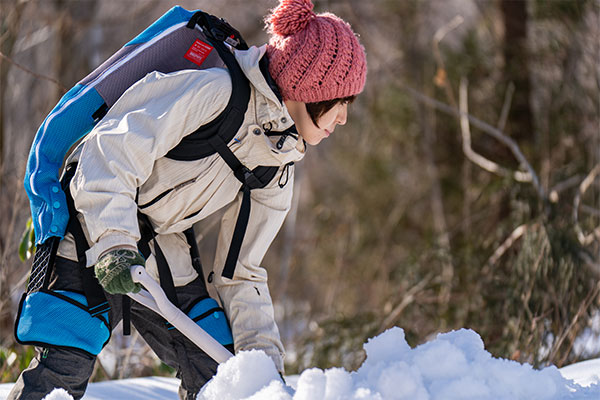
[265,0,367,103]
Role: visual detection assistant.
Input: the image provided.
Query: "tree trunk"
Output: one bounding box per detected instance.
[0,1,26,177]
[500,0,534,145]
[0,0,27,348]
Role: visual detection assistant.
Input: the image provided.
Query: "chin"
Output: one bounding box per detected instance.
[304,136,324,146]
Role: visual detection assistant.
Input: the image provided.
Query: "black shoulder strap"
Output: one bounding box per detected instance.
[162,12,288,280]
[165,11,251,161]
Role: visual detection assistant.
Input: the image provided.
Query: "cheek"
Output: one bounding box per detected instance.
[294,113,320,144]
[298,113,317,134]
[317,109,339,128]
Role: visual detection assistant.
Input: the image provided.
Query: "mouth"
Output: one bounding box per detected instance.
[324,129,331,137]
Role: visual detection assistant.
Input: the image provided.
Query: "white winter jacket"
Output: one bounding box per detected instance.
[57,45,305,372]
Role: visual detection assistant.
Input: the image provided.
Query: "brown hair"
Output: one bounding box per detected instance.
[306,95,356,127]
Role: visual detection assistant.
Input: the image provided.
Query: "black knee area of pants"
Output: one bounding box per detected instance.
[8,347,95,400]
[172,334,219,397]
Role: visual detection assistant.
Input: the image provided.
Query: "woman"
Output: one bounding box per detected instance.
[10,0,366,398]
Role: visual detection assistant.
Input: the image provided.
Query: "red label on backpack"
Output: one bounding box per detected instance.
[184,40,213,66]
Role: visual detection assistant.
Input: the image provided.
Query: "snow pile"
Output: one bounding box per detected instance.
[198,327,600,400]
[560,359,600,388]
[37,327,600,400]
[198,350,290,399]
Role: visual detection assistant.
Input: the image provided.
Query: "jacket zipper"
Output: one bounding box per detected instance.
[265,128,299,150]
[138,178,196,209]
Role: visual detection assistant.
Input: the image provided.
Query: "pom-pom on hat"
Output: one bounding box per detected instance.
[265,0,367,103]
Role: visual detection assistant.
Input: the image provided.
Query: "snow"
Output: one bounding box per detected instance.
[198,350,289,399]
[1,327,599,400]
[560,359,600,388]
[39,389,72,400]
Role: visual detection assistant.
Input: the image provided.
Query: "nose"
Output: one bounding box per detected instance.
[336,104,348,126]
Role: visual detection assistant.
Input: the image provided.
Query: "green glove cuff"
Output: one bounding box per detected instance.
[94,249,145,294]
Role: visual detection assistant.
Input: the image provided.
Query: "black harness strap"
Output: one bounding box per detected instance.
[166,13,251,161]
[166,14,268,279]
[222,186,251,279]
[206,134,280,279]
[65,208,109,317]
[184,227,204,277]
[134,213,183,335]
[137,213,179,308]
[52,12,287,335]
[122,296,131,335]
[163,11,284,280]
[154,241,178,305]
[62,164,110,317]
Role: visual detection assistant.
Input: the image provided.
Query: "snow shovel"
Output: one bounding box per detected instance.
[128,265,234,364]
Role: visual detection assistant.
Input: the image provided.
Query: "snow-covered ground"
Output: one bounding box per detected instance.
[1,327,599,399]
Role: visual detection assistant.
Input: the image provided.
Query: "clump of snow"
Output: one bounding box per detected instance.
[560,359,600,388]
[197,350,288,400]
[20,328,599,400]
[42,388,73,400]
[198,327,600,400]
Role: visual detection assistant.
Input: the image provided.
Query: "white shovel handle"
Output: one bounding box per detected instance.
[128,265,234,364]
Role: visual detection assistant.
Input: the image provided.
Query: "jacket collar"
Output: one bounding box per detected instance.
[234,45,282,108]
[234,45,297,133]
[234,46,305,162]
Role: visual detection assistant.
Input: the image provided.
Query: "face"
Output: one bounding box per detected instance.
[284,100,348,146]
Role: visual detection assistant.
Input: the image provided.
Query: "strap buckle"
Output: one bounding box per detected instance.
[240,167,262,189]
[196,12,247,49]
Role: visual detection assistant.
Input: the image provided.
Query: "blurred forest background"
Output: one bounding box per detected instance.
[1,0,599,383]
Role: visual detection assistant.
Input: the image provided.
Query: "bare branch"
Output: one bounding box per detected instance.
[549,174,583,203]
[399,80,545,199]
[9,269,29,298]
[421,97,454,310]
[551,281,600,366]
[120,329,140,379]
[0,51,67,92]
[433,21,532,188]
[381,274,432,331]
[12,26,52,54]
[486,223,530,267]
[580,204,600,218]
[459,78,533,183]
[432,15,464,108]
[347,8,543,197]
[497,82,515,132]
[574,163,600,246]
